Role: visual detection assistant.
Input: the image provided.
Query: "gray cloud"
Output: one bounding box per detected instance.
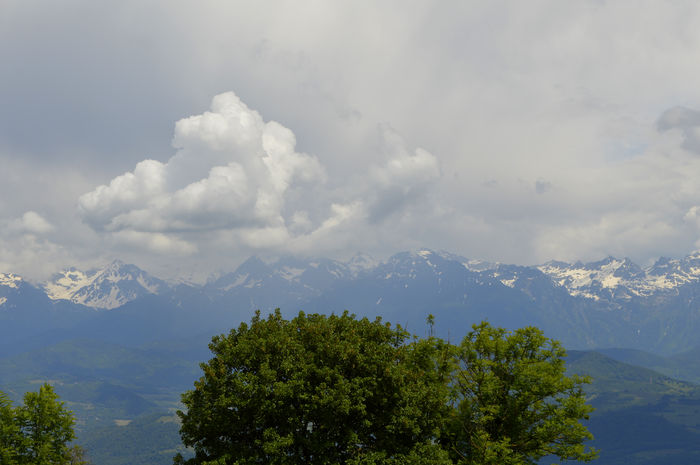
[657,106,700,154]
[657,107,700,131]
[364,126,440,223]
[8,211,54,235]
[5,1,700,278]
[534,180,552,195]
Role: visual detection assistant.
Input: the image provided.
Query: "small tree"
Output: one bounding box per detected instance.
[176,310,452,465]
[0,384,87,465]
[445,322,597,464]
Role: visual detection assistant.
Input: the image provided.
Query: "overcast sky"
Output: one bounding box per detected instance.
[4,1,700,281]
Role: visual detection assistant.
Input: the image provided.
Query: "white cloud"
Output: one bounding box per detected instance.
[78,92,325,247]
[369,126,440,189]
[111,230,198,256]
[78,92,440,257]
[9,211,54,235]
[0,212,77,279]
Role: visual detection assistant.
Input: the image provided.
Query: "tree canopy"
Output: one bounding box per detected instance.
[176,311,597,465]
[176,310,452,465]
[446,322,597,464]
[0,384,88,465]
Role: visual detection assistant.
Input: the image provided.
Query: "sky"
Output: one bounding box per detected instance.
[4,1,700,281]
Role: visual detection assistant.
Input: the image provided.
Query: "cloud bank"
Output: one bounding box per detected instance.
[5,2,700,278]
[78,92,440,258]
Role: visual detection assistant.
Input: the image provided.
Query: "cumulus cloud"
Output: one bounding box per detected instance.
[79,92,325,243]
[78,92,441,257]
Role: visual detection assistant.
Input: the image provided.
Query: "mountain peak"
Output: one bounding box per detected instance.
[43,262,166,309]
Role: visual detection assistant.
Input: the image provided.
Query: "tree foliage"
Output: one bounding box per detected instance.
[176,312,597,465]
[446,322,597,464]
[0,384,89,465]
[176,310,452,465]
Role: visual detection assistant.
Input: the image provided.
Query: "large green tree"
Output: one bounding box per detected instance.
[445,322,597,464]
[175,312,597,465]
[0,384,87,465]
[175,310,452,465]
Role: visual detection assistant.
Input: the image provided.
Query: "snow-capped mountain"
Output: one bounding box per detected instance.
[536,252,700,301]
[0,273,25,307]
[208,256,352,291]
[0,272,53,312]
[25,249,700,314]
[207,254,380,295]
[204,256,358,312]
[44,260,168,309]
[9,248,700,354]
[0,273,23,289]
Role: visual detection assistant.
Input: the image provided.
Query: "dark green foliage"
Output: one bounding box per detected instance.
[176,312,596,465]
[0,389,20,464]
[176,310,452,465]
[0,384,87,464]
[445,322,597,465]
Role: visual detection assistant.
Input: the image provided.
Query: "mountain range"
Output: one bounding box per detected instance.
[7,249,700,464]
[4,249,700,354]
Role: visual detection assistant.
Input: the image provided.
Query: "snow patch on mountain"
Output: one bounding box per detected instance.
[244,278,262,289]
[44,269,92,300]
[0,297,6,306]
[0,273,23,289]
[277,267,305,281]
[462,259,498,272]
[136,275,160,294]
[416,249,433,259]
[416,250,439,271]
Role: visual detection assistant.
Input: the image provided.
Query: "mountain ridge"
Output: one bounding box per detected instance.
[8,248,700,309]
[6,248,700,354]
